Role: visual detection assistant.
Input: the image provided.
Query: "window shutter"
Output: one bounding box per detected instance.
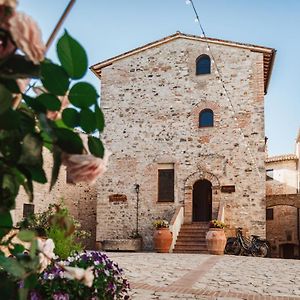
[158,169,174,202]
[23,203,35,218]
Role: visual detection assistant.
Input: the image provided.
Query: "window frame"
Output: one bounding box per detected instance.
[199,108,214,128]
[23,203,35,218]
[157,167,175,203]
[196,54,211,75]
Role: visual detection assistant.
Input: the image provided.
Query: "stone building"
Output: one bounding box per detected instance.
[91,32,276,251]
[266,131,300,258]
[12,148,98,249]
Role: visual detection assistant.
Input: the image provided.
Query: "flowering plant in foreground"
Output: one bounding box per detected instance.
[209,219,226,229]
[31,251,130,300]
[0,0,110,298]
[153,219,169,229]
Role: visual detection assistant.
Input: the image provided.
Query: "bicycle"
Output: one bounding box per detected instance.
[225,227,270,257]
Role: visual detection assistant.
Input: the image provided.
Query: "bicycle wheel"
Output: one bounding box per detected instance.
[225,238,241,255]
[251,243,269,257]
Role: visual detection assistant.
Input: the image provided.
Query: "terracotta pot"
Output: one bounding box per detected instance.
[206,228,226,255]
[153,228,172,253]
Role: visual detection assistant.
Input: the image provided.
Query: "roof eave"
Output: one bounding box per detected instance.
[264,49,276,95]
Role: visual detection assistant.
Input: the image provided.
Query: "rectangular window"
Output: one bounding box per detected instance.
[158,164,174,202]
[266,208,273,220]
[266,169,274,181]
[23,203,34,218]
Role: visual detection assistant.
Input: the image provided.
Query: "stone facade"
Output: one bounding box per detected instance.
[93,33,272,250]
[266,135,300,258]
[13,149,98,249]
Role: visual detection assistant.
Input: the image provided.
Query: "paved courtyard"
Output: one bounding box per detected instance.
[107,253,300,300]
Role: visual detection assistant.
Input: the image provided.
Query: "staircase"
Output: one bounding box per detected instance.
[173,222,209,253]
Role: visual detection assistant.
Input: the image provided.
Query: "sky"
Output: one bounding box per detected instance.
[18,0,300,156]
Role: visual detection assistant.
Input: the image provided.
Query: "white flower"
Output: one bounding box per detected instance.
[37,238,55,272]
[64,266,94,287]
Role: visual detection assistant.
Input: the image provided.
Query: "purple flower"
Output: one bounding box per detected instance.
[52,292,70,300]
[30,291,42,300]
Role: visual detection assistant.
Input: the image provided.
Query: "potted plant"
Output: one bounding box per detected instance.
[206,219,227,255]
[152,219,172,253]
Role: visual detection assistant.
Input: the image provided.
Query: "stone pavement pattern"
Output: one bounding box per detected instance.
[108,253,300,300]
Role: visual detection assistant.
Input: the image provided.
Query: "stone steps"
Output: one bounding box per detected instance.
[173,222,209,254]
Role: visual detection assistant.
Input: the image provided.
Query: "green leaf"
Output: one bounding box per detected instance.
[41,130,53,151]
[0,256,26,278]
[54,128,83,154]
[0,78,20,93]
[80,108,96,133]
[19,133,43,166]
[36,93,61,111]
[69,82,98,108]
[22,179,33,202]
[19,108,36,136]
[0,83,13,114]
[50,146,61,191]
[57,30,88,79]
[23,94,46,113]
[24,273,37,289]
[62,108,80,128]
[88,136,104,158]
[95,105,105,132]
[0,132,22,161]
[0,212,13,239]
[2,173,20,205]
[10,244,25,257]
[0,108,20,130]
[18,288,29,300]
[41,62,69,95]
[17,230,36,242]
[27,165,47,184]
[29,239,37,259]
[0,54,40,79]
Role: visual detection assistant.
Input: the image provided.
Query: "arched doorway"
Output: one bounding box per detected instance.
[192,179,212,222]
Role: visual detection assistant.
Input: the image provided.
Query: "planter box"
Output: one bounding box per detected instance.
[102,239,142,252]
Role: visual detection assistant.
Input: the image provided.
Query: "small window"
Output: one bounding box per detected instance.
[158,165,174,202]
[23,204,34,218]
[266,208,273,220]
[266,169,273,181]
[199,109,213,127]
[196,54,211,75]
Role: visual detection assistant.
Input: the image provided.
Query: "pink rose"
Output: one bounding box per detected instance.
[0,0,17,9]
[0,29,16,59]
[62,151,110,185]
[9,11,45,64]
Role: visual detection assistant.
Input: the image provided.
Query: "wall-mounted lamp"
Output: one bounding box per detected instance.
[134,183,140,194]
[134,183,140,236]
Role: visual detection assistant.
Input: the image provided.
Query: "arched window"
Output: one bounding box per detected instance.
[199,109,213,127]
[196,54,211,75]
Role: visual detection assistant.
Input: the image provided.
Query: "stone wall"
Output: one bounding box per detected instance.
[266,158,299,258]
[266,205,299,258]
[97,37,266,250]
[13,149,97,249]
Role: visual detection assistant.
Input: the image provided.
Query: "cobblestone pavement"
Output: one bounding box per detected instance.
[107,253,300,300]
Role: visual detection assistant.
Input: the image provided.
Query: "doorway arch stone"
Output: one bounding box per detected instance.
[184,170,220,223]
